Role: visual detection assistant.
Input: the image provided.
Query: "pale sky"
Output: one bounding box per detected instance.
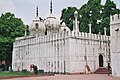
[0,0,120,25]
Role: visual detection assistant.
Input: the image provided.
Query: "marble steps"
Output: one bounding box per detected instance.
[94,68,109,74]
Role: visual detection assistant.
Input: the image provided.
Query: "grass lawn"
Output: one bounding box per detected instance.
[0,71,30,77]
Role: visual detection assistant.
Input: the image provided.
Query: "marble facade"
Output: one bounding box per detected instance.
[12,2,110,74]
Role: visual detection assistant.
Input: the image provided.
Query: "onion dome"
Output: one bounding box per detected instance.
[44,14,60,31]
[44,0,60,34]
[29,7,46,36]
[60,22,70,32]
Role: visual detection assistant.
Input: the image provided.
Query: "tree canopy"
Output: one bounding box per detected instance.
[60,7,78,30]
[0,12,25,68]
[60,0,119,35]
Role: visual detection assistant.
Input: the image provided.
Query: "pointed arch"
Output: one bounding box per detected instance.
[99,54,103,67]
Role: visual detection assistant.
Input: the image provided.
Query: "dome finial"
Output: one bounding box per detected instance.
[74,11,78,17]
[50,0,53,14]
[36,6,38,17]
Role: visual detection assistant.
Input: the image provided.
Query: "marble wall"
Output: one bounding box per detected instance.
[12,30,110,73]
[110,14,120,77]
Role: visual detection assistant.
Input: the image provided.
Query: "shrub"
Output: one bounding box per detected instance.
[0,64,5,71]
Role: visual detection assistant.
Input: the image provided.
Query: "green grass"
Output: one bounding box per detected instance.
[0,71,30,77]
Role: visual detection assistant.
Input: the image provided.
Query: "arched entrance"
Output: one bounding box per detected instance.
[99,54,103,67]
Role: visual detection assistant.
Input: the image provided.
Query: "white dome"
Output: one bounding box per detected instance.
[44,13,60,31]
[60,22,70,32]
[29,16,46,36]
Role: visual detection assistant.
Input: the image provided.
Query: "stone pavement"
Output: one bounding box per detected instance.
[4,74,120,80]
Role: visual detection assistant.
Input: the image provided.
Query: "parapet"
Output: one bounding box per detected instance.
[110,14,120,25]
[70,31,110,41]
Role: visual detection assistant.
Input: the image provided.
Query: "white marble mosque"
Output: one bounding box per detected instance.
[12,1,111,74]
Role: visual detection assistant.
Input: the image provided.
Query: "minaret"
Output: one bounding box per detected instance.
[73,11,79,32]
[50,0,53,14]
[36,6,38,17]
[88,23,92,34]
[104,27,106,36]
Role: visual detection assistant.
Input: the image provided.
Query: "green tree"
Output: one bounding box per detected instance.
[60,0,118,35]
[78,4,89,33]
[103,0,117,18]
[79,0,102,34]
[101,0,117,35]
[79,0,102,33]
[0,12,25,70]
[60,7,78,30]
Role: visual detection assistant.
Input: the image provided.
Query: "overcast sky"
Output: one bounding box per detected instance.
[0,0,120,25]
